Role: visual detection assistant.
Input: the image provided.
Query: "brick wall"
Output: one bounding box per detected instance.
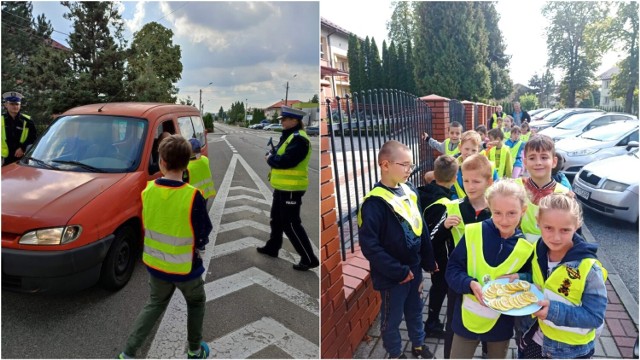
[320,119,380,359]
[420,94,451,159]
[461,101,475,131]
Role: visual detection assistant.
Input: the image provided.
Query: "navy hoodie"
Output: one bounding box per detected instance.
[359,182,437,291]
[445,218,533,342]
[533,233,598,278]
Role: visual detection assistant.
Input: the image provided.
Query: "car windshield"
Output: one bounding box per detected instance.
[556,113,602,130]
[579,122,637,142]
[25,115,148,173]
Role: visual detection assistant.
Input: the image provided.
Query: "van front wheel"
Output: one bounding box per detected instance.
[100,225,137,291]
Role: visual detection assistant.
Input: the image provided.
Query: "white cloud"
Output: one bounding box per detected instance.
[125,1,147,34]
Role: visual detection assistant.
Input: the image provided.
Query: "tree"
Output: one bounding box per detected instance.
[1,1,36,91]
[608,2,638,114]
[251,108,266,123]
[62,1,128,107]
[519,93,539,111]
[179,96,196,106]
[309,94,319,103]
[203,112,213,131]
[477,2,512,100]
[387,2,417,48]
[347,34,362,94]
[127,22,182,103]
[217,106,225,120]
[404,41,417,94]
[543,2,610,107]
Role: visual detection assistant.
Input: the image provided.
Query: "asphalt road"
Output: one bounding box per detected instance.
[1,122,320,358]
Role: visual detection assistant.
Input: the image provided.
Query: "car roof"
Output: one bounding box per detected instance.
[61,102,200,119]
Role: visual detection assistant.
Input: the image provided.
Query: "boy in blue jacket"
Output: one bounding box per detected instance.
[359,140,437,359]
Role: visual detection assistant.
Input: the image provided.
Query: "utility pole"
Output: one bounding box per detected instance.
[199,89,203,114]
[284,74,297,106]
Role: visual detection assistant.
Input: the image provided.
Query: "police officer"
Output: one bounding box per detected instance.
[257,106,319,271]
[2,91,37,166]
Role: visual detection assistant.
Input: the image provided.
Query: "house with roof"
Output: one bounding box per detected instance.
[321,17,358,114]
[599,66,623,108]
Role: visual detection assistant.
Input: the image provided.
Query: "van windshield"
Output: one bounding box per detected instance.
[25,115,148,173]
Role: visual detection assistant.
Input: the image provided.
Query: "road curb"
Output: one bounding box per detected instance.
[582,222,639,327]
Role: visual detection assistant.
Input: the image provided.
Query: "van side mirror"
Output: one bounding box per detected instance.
[626,141,639,152]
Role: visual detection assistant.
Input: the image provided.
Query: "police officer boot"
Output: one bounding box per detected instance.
[256,245,279,258]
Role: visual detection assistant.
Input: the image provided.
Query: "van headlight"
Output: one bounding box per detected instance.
[567,148,600,156]
[602,180,629,192]
[19,226,82,245]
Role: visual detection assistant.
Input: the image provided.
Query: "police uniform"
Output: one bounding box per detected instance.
[257,106,319,271]
[1,92,37,166]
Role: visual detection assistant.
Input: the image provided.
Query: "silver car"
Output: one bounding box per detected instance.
[556,120,639,176]
[573,146,639,224]
[539,112,637,142]
[529,108,603,132]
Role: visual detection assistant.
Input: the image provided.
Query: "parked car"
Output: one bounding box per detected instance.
[306,126,319,136]
[539,112,637,142]
[572,146,639,224]
[529,108,603,131]
[263,124,276,130]
[528,108,550,117]
[249,123,264,129]
[530,108,558,121]
[267,124,283,131]
[1,103,208,293]
[556,120,639,176]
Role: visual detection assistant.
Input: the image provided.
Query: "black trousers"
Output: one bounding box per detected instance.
[425,257,448,328]
[444,287,458,359]
[263,190,318,265]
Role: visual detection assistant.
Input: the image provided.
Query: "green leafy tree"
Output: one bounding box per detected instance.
[251,108,266,123]
[477,2,512,100]
[127,22,182,103]
[62,1,128,107]
[309,94,319,103]
[1,1,35,91]
[608,2,638,114]
[203,112,213,131]
[347,34,362,94]
[543,2,610,107]
[217,106,225,120]
[404,41,417,94]
[519,93,539,111]
[387,2,417,48]
[179,96,196,106]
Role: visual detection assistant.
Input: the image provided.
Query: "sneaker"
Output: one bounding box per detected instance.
[292,259,319,271]
[424,320,446,338]
[412,345,434,359]
[117,352,132,359]
[388,354,407,359]
[187,341,210,359]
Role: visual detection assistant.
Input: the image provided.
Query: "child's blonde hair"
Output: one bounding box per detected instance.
[461,154,493,181]
[485,178,528,209]
[538,193,583,228]
[460,130,482,148]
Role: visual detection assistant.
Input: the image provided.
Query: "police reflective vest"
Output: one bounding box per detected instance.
[460,222,534,334]
[187,155,216,199]
[514,178,570,243]
[443,138,460,156]
[532,253,608,345]
[358,183,423,236]
[492,112,506,129]
[1,114,30,158]
[485,145,511,178]
[142,181,198,275]
[521,133,531,142]
[509,140,523,164]
[269,130,311,191]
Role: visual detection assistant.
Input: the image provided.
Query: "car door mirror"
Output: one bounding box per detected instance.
[626,141,639,151]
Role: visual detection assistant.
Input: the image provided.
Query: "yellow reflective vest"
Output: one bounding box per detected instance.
[484,145,512,178]
[521,133,531,142]
[509,140,524,163]
[460,222,534,334]
[269,130,311,191]
[142,181,198,275]
[358,183,423,236]
[1,114,30,158]
[514,178,570,243]
[532,252,608,345]
[187,155,216,199]
[443,138,460,156]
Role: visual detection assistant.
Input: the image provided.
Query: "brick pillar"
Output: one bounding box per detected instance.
[461,101,475,131]
[476,103,487,127]
[320,119,381,359]
[419,94,450,158]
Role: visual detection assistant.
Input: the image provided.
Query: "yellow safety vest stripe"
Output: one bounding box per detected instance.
[444,138,460,156]
[187,156,216,198]
[521,133,531,142]
[445,200,465,246]
[142,181,197,275]
[1,114,30,158]
[269,130,311,191]
[509,140,523,162]
[460,222,534,333]
[358,183,423,236]
[488,145,511,178]
[514,178,570,243]
[532,253,608,345]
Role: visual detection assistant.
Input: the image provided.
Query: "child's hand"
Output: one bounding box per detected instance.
[444,215,461,229]
[421,132,429,141]
[470,281,486,306]
[399,270,414,284]
[499,273,519,282]
[533,299,550,320]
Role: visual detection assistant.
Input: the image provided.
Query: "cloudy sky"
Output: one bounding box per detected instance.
[321,1,623,87]
[29,1,319,112]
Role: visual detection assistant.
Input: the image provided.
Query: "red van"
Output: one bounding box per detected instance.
[2,103,208,293]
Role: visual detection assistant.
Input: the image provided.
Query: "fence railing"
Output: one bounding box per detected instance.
[326,89,433,259]
[449,99,466,129]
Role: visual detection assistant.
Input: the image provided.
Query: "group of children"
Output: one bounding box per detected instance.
[359,130,607,359]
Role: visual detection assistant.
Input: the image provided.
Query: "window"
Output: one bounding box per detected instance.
[321,37,327,60]
[178,116,206,148]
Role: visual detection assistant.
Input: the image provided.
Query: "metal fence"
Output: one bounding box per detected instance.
[326,89,433,259]
[449,99,466,129]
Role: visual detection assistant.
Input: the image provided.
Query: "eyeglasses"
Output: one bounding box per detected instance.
[394,162,416,171]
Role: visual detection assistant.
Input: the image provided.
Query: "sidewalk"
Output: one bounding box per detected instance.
[354,227,639,358]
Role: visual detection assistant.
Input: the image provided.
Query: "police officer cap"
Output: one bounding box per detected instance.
[3,91,23,103]
[277,106,305,121]
[189,138,202,153]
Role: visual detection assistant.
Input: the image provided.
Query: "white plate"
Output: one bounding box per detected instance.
[481,278,544,316]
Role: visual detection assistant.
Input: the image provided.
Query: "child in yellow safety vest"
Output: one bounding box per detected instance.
[518,194,607,359]
[483,128,513,179]
[184,138,216,208]
[429,154,493,358]
[445,179,534,359]
[505,126,525,178]
[119,134,212,359]
[422,120,463,157]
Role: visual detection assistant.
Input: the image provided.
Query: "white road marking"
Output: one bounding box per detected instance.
[229,186,263,195]
[225,194,271,205]
[209,317,318,359]
[223,205,270,217]
[218,219,271,234]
